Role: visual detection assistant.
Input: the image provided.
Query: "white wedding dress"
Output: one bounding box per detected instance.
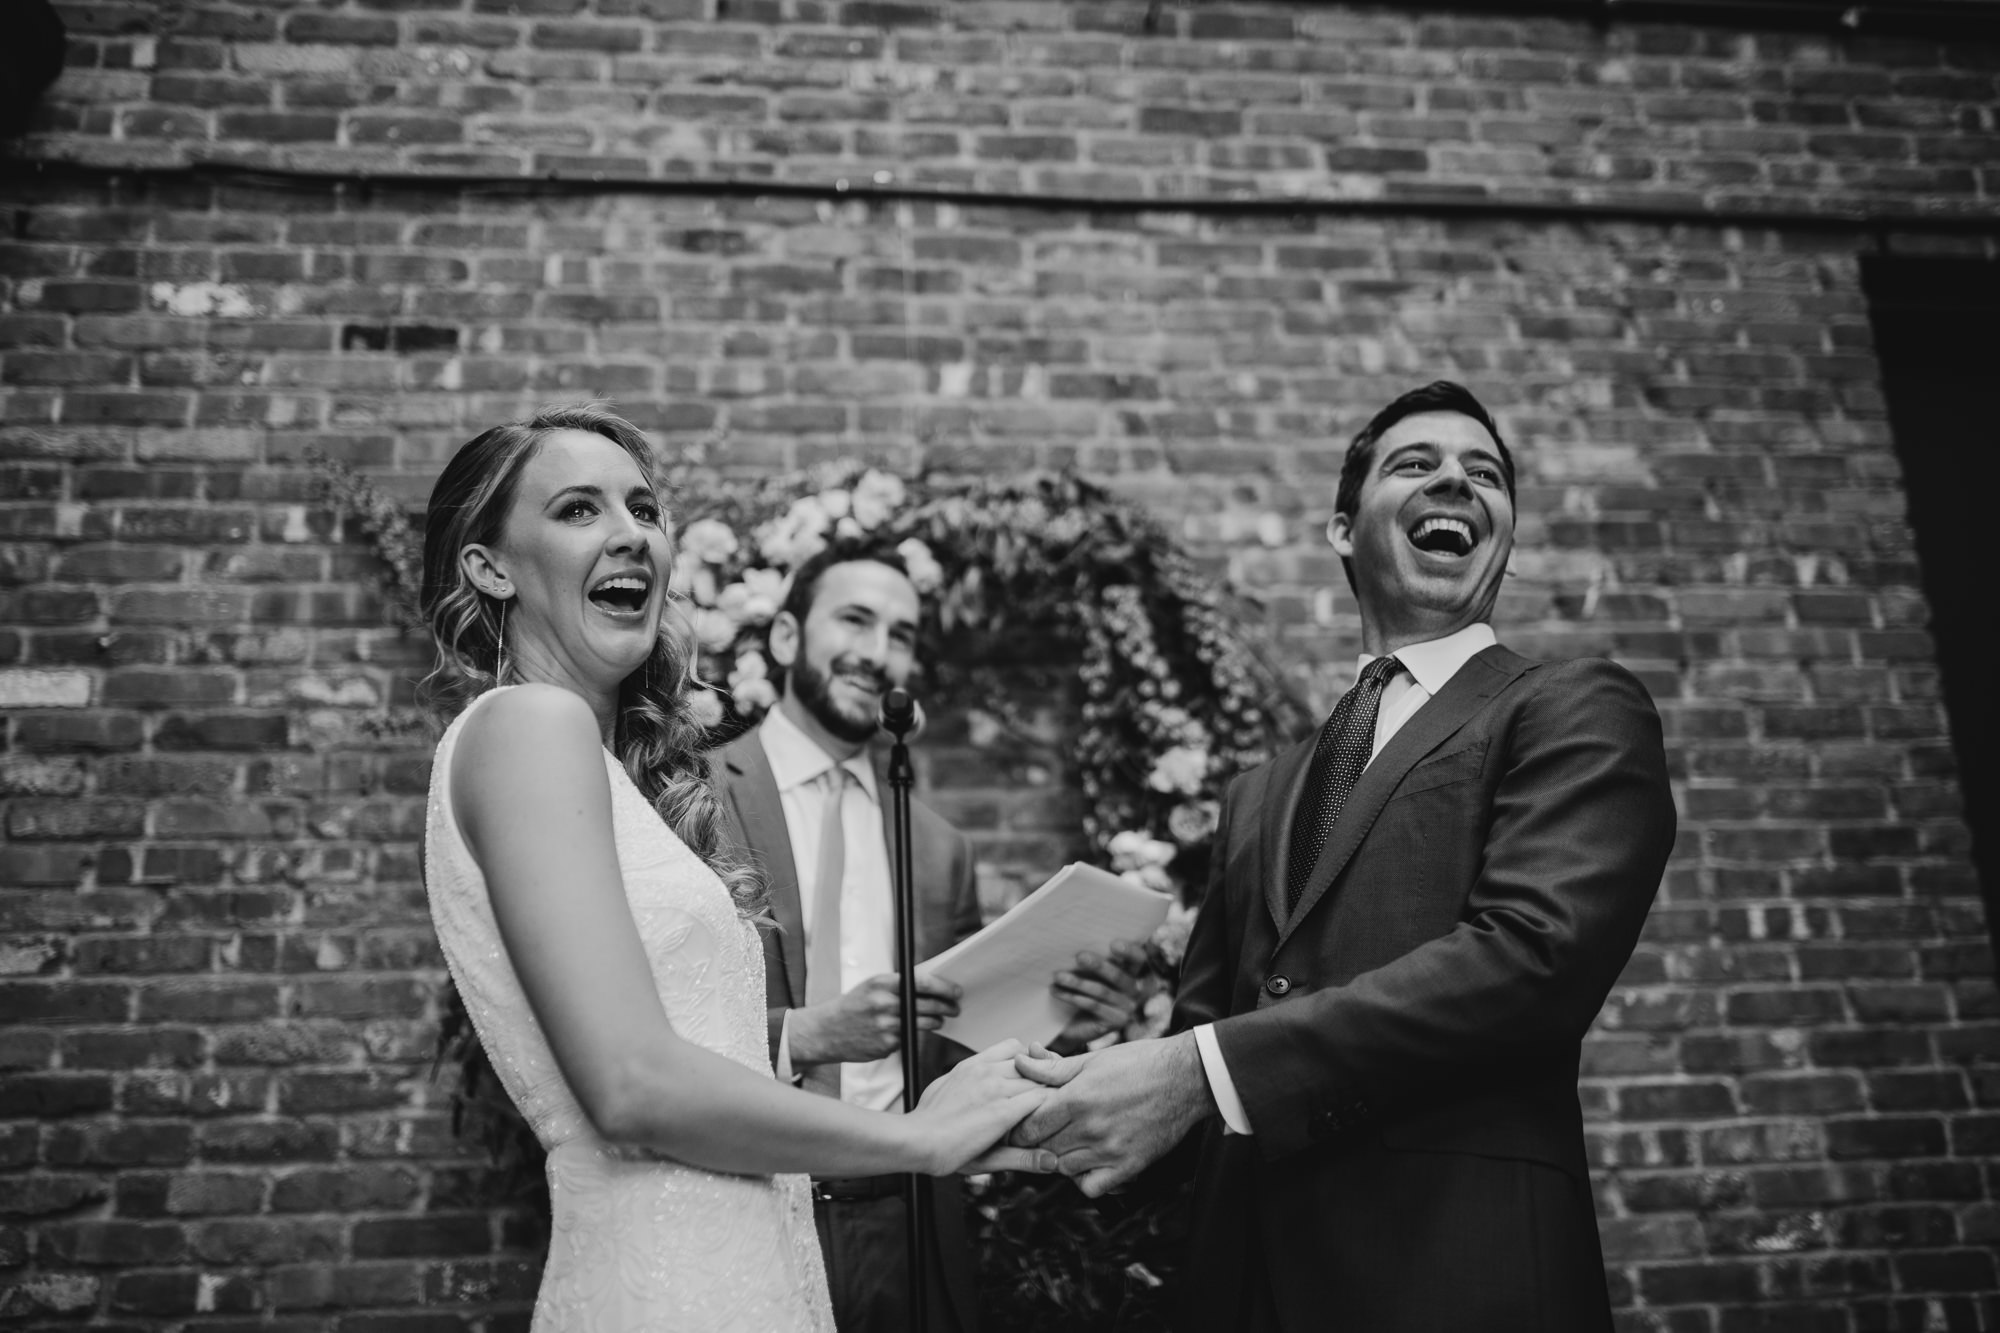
[425,687,835,1332]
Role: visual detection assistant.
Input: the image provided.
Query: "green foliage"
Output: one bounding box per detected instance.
[969,1171,1192,1332]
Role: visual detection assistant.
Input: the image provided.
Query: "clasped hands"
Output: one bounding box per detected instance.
[917,1033,1212,1182]
[788,941,1191,1183]
[1002,1032,1214,1196]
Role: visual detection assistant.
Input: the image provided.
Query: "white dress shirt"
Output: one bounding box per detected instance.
[1192,622,1499,1134]
[760,706,906,1112]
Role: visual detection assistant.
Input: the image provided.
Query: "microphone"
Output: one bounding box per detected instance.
[880,688,920,741]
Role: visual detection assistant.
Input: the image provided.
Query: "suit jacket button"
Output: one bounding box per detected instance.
[1265,975,1291,997]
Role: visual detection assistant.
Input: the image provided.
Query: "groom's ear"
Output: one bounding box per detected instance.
[1327,512,1355,560]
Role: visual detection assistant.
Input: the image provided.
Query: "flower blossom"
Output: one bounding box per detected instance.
[1150,902,1197,970]
[729,650,767,688]
[718,565,786,628]
[692,607,739,654]
[756,496,833,568]
[680,518,739,566]
[686,688,726,729]
[1167,799,1221,845]
[1146,744,1209,796]
[817,488,851,521]
[1108,830,1177,872]
[897,537,944,594]
[851,470,906,529]
[1118,861,1176,895]
[743,566,788,616]
[733,677,778,715]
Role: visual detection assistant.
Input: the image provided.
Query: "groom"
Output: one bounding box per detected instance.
[1013,382,1677,1331]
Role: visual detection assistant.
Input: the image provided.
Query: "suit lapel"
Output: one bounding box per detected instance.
[1277,646,1533,951]
[1260,735,1317,932]
[720,734,807,1005]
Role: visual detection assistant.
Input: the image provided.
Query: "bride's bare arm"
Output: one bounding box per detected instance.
[452,683,1046,1177]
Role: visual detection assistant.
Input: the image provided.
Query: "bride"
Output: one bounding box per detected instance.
[417,404,1052,1331]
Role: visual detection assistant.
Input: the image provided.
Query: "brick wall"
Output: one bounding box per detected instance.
[4,3,1999,1330]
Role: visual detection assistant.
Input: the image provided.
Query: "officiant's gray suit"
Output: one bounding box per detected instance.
[712,729,985,1333]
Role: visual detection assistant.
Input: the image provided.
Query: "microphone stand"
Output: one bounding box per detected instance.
[880,688,930,1333]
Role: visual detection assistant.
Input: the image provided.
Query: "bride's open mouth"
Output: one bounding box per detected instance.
[586,570,653,619]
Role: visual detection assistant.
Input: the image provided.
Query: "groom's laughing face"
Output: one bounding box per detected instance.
[1330,410,1515,632]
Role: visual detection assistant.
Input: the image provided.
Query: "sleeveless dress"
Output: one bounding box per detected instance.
[424,687,835,1332]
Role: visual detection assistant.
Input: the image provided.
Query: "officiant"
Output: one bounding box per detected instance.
[713,539,1149,1333]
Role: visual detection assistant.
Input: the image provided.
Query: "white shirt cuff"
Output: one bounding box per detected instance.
[776,1010,797,1084]
[1192,1023,1253,1135]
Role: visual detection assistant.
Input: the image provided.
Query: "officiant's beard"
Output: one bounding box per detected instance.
[790,652,889,745]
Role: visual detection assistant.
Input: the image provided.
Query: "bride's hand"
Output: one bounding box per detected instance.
[911,1039,1057,1176]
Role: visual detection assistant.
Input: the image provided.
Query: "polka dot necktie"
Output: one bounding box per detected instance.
[1285,655,1404,916]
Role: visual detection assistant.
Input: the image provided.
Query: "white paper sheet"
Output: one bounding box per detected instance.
[923,862,1172,1052]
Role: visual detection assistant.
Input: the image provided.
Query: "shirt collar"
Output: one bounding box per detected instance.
[1359,622,1497,697]
[757,704,879,803]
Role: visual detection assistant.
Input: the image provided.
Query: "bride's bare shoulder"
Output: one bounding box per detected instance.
[463,682,596,740]
[453,685,605,813]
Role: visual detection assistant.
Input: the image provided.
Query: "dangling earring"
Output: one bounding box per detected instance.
[494,598,510,683]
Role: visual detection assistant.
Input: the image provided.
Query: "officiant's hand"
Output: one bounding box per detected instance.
[789,971,962,1067]
[1007,1034,1214,1197]
[1048,939,1149,1052]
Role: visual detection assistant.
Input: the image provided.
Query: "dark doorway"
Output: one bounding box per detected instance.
[1860,255,2000,961]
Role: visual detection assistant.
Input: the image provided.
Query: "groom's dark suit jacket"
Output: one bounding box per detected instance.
[1171,647,1676,1333]
[711,730,985,1333]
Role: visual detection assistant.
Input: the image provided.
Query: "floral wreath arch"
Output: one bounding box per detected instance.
[663,461,1308,912]
[318,450,1310,1324]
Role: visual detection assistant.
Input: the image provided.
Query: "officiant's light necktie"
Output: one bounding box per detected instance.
[1286,655,1403,916]
[802,766,852,1099]
[805,766,852,1006]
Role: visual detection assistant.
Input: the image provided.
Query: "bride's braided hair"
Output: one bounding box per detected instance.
[418,403,764,921]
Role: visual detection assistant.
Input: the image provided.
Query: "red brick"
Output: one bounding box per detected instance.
[34,1220,187,1266]
[194,1119,338,1164]
[351,1215,492,1259]
[134,980,281,1023]
[1826,1116,1950,1160]
[60,1027,205,1069]
[216,111,339,142]
[116,1170,265,1217]
[109,1269,259,1315]
[269,1166,420,1213]
[184,1218,341,1266]
[43,1121,194,1167]
[275,1071,410,1114]
[0,1174,112,1217]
